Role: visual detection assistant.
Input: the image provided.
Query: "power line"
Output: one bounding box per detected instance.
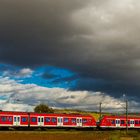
[126,99,128,133]
[99,102,102,119]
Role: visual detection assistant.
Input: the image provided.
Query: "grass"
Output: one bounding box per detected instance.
[0,131,109,140]
[0,130,140,140]
[108,130,140,140]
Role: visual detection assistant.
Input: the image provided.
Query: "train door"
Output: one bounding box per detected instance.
[57,117,63,126]
[38,116,44,126]
[115,119,120,127]
[130,119,134,128]
[77,118,82,127]
[13,116,20,126]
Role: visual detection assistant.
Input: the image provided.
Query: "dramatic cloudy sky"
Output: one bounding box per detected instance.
[0,0,139,112]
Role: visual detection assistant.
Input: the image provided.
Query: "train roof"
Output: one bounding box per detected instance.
[102,115,140,119]
[0,111,93,117]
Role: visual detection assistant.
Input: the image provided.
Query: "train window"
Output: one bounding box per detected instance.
[8,117,12,122]
[132,121,134,124]
[14,117,16,122]
[38,118,40,122]
[64,118,69,123]
[116,120,120,124]
[128,120,130,124]
[41,118,43,122]
[52,118,57,123]
[135,120,139,124]
[121,120,125,124]
[139,121,140,124]
[111,120,115,124]
[1,116,6,122]
[72,118,76,123]
[45,117,51,122]
[58,118,60,122]
[17,117,20,122]
[82,119,87,123]
[58,118,61,123]
[22,117,27,122]
[31,117,37,122]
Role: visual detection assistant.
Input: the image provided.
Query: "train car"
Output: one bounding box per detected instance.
[29,113,96,128]
[2,111,140,130]
[99,115,140,129]
[0,111,29,127]
[0,111,96,129]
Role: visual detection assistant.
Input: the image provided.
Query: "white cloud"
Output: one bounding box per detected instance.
[3,68,33,78]
[18,68,33,77]
[0,76,138,112]
[1,103,32,112]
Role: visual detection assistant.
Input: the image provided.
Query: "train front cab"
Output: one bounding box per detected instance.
[99,116,138,129]
[99,116,124,129]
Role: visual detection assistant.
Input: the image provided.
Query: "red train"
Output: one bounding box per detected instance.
[99,115,140,129]
[0,111,140,129]
[0,111,96,128]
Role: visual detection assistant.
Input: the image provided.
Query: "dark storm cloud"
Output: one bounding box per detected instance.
[0,0,140,97]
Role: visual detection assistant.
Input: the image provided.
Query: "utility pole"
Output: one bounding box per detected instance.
[126,99,128,133]
[99,102,102,119]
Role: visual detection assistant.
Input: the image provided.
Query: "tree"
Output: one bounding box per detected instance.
[34,103,54,113]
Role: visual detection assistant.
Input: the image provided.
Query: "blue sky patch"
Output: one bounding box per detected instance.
[0,64,78,89]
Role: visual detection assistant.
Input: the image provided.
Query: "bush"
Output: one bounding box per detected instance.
[34,104,54,113]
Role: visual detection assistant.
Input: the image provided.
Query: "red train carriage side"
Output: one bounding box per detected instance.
[0,111,29,127]
[29,113,96,128]
[99,115,140,129]
[0,111,96,128]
